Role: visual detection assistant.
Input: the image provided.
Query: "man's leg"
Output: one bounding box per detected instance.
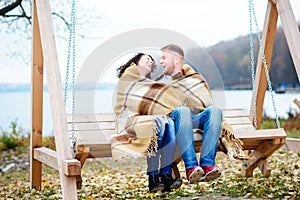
[169,106,203,184]
[192,106,222,181]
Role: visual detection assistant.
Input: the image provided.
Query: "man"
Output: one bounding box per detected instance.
[158,44,222,182]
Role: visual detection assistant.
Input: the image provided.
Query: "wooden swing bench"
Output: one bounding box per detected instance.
[71,108,287,176]
[30,0,300,198]
[34,108,286,189]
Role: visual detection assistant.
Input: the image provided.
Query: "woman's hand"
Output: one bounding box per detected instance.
[138,64,152,77]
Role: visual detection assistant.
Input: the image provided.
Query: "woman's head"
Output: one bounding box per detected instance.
[116,53,155,78]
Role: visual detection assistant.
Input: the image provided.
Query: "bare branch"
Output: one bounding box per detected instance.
[0,0,23,16]
[19,2,31,24]
[52,12,69,28]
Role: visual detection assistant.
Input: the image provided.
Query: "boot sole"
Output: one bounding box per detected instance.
[199,168,221,182]
[188,167,204,184]
[170,179,182,190]
[150,185,165,193]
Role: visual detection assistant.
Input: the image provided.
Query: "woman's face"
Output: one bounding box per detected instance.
[137,55,154,75]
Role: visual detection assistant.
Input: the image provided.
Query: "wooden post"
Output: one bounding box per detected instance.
[30,0,44,190]
[35,0,78,199]
[294,99,300,109]
[276,0,300,81]
[249,1,278,128]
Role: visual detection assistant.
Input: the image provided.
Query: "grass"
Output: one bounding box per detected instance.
[1,150,299,199]
[260,111,300,138]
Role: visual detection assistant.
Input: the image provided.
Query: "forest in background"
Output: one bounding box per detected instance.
[186,23,300,89]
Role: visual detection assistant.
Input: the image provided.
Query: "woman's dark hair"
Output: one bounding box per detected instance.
[116,53,145,78]
[116,53,154,78]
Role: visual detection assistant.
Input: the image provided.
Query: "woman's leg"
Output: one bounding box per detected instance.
[146,122,165,176]
[146,121,165,192]
[159,118,182,190]
[160,118,176,175]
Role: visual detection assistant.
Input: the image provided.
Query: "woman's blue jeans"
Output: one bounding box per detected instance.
[147,118,176,176]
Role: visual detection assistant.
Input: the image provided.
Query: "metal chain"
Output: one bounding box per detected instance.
[64,0,77,153]
[248,0,281,128]
[64,15,72,105]
[248,0,257,129]
[71,0,76,153]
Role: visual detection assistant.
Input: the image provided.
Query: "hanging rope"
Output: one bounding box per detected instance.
[64,0,76,153]
[248,0,281,129]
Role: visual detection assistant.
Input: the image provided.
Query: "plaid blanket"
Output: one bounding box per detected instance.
[112,63,182,160]
[112,63,249,161]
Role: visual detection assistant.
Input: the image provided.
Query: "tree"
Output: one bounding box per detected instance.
[0,0,88,34]
[0,0,71,66]
[0,0,102,79]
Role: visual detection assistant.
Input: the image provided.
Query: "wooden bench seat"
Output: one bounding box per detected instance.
[67,108,286,179]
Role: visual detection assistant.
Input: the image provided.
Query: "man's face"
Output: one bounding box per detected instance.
[160,50,176,75]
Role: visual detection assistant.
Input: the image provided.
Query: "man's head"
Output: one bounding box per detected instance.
[160,44,184,76]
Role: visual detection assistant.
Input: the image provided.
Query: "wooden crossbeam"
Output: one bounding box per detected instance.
[34,147,81,176]
[34,147,57,170]
[241,137,285,176]
[258,159,271,177]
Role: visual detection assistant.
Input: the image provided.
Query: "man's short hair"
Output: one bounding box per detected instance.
[161,44,184,57]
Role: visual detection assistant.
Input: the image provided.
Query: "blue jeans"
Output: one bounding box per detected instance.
[169,106,198,170]
[192,106,222,166]
[147,118,176,176]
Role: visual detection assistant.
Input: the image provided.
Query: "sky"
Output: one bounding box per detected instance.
[1,0,300,84]
[95,0,300,45]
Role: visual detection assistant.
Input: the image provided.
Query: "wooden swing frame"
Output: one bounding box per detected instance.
[30,0,299,199]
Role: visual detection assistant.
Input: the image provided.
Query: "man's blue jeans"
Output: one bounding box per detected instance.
[169,106,198,170]
[192,106,222,166]
[170,106,222,169]
[147,118,176,176]
[147,105,222,174]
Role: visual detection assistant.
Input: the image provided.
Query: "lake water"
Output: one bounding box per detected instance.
[0,89,299,136]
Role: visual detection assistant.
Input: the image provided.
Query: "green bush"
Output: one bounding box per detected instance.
[261,110,300,138]
[0,120,23,150]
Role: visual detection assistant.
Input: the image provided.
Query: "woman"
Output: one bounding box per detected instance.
[114,53,183,193]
